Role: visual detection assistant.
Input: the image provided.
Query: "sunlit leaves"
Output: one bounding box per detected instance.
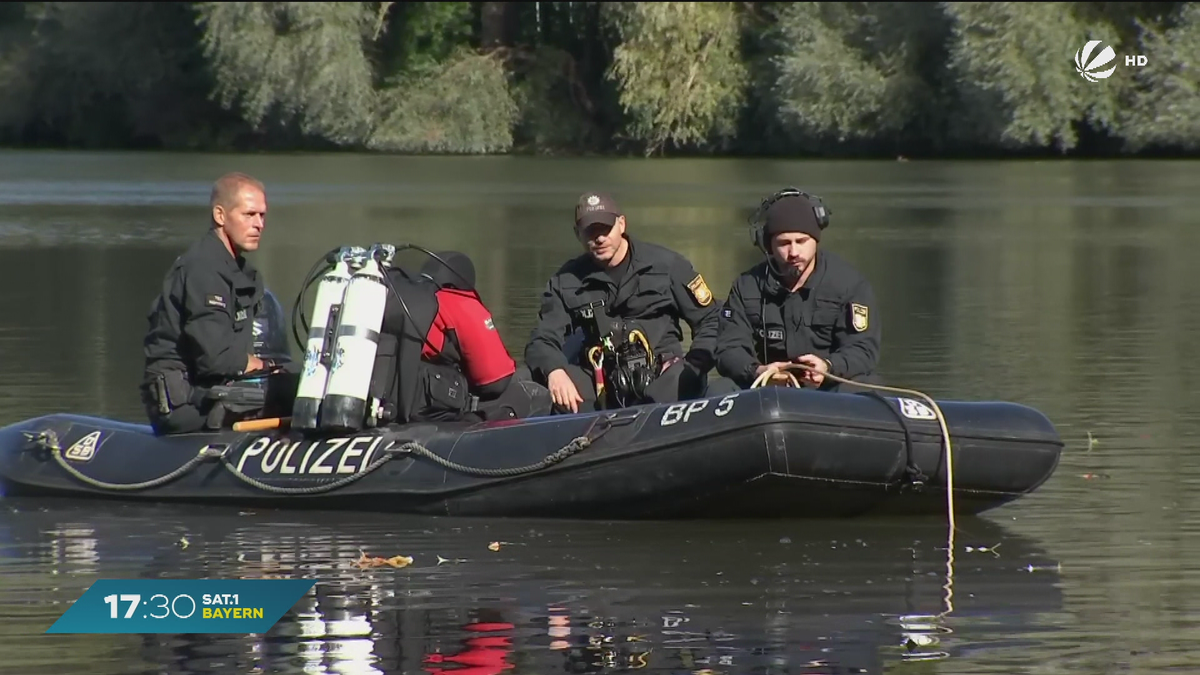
[368,49,519,153]
[941,2,1120,151]
[196,2,379,145]
[605,2,748,155]
[1117,3,1200,150]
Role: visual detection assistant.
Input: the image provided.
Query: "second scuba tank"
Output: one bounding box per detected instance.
[291,247,362,431]
[320,243,395,432]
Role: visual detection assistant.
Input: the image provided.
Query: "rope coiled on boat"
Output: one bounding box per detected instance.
[22,416,610,496]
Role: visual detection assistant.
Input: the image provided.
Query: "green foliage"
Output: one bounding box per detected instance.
[766,2,947,146]
[605,2,748,155]
[509,45,605,154]
[0,2,229,148]
[368,48,519,153]
[1116,3,1200,150]
[0,1,1197,157]
[196,2,379,145]
[381,2,474,74]
[941,2,1119,152]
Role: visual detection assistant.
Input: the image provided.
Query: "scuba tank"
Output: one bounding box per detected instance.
[291,247,363,431]
[319,243,396,432]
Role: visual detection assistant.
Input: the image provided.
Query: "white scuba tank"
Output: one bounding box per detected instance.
[319,243,395,432]
[291,247,362,431]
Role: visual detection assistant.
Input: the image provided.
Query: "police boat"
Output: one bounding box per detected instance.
[0,244,1064,519]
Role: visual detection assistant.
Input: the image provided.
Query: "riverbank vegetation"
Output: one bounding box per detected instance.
[0,2,1196,158]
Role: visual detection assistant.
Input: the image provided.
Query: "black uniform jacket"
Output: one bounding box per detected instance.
[143,228,264,387]
[524,236,721,381]
[716,250,880,389]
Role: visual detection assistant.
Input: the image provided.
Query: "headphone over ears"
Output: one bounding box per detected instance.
[747,187,832,254]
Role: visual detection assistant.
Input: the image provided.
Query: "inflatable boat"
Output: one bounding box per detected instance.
[0,384,1061,519]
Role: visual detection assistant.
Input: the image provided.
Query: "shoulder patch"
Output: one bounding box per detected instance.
[851,303,869,332]
[206,294,227,309]
[686,274,713,307]
[484,317,495,331]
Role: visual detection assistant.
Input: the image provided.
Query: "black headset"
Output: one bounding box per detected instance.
[747,187,832,255]
[746,188,832,369]
[612,358,654,404]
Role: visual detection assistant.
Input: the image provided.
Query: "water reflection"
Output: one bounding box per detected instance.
[0,502,1064,674]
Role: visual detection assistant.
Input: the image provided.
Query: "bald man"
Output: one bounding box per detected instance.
[140,172,295,435]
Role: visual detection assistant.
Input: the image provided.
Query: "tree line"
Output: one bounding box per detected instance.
[1,2,1196,158]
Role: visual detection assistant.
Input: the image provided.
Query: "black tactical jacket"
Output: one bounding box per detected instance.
[524,236,721,380]
[716,250,880,388]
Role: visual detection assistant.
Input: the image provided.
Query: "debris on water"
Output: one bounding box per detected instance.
[1087,431,1098,450]
[1079,473,1111,480]
[437,555,468,565]
[964,543,1001,557]
[179,536,189,550]
[488,541,501,551]
[353,550,413,569]
[905,633,939,648]
[779,536,792,545]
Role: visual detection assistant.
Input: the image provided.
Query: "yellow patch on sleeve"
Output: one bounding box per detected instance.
[851,303,869,332]
[687,274,713,307]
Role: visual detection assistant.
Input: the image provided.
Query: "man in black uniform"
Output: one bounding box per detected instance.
[140,172,296,435]
[524,192,720,413]
[713,188,881,392]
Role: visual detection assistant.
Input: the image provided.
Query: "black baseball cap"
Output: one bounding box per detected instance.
[575,192,621,229]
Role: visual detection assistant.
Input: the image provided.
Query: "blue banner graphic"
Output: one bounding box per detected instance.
[45,578,316,634]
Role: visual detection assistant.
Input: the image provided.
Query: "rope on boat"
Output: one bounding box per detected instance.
[20,415,611,496]
[23,430,224,492]
[750,363,957,618]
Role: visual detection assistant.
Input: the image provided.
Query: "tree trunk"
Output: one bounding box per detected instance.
[480,2,511,49]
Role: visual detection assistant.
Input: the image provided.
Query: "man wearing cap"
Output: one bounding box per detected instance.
[713,188,881,392]
[523,192,721,413]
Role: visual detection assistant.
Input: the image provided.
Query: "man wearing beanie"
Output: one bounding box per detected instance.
[712,188,881,392]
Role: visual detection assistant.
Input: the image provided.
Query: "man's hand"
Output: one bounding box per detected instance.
[547,368,584,413]
[246,355,266,373]
[794,354,830,387]
[754,361,797,386]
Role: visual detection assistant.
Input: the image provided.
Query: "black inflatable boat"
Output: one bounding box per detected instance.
[0,384,1061,519]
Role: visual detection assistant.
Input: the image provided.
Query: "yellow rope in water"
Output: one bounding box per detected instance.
[751,363,956,618]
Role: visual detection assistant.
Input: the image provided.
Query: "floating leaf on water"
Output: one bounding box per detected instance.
[488,541,501,551]
[352,550,413,569]
[179,536,189,549]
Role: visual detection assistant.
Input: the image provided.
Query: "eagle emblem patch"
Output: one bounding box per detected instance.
[687,274,713,307]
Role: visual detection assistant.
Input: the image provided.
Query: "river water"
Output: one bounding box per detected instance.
[0,151,1198,673]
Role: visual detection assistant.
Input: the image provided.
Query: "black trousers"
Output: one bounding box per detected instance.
[142,368,300,436]
[475,377,554,421]
[521,360,709,414]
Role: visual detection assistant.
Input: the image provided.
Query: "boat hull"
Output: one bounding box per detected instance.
[0,387,1063,519]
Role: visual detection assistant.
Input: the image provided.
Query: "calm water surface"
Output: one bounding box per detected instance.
[1,151,1199,673]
